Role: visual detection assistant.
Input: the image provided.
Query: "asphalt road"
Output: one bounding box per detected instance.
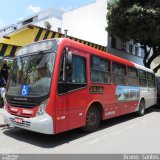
[0,106,160,154]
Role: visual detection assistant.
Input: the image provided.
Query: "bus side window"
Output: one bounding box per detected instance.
[147,72,155,88]
[58,53,87,94]
[139,69,147,87]
[67,55,86,84]
[128,67,138,86]
[112,63,127,85]
[90,55,111,84]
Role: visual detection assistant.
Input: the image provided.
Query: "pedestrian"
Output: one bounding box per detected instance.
[0,72,6,88]
[0,72,6,107]
[1,60,9,82]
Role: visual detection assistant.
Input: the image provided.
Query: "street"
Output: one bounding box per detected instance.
[0,106,160,154]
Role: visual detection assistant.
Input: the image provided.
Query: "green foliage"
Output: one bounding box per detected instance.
[107,0,160,46]
[107,0,160,72]
[7,61,13,68]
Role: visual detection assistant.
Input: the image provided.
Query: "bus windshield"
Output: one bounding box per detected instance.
[7,52,55,97]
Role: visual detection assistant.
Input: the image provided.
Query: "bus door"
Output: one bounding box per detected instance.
[55,48,88,133]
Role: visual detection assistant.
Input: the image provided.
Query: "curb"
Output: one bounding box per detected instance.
[0,109,5,126]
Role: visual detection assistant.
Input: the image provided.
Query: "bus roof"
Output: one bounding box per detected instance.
[61,38,154,73]
[18,38,155,74]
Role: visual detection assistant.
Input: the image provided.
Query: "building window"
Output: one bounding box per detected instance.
[22,18,33,26]
[141,49,145,58]
[22,16,38,26]
[135,46,139,56]
[129,44,133,54]
[111,37,116,49]
[121,42,126,52]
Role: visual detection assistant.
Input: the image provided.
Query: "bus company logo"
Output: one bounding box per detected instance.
[14,97,28,101]
[22,109,33,115]
[105,111,116,116]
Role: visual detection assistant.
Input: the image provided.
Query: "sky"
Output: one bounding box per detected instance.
[0,0,95,29]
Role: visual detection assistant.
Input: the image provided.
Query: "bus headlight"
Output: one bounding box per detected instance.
[37,100,49,116]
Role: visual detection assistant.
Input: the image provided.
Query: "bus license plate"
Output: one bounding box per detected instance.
[14,118,23,124]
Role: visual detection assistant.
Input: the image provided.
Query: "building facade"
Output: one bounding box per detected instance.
[0,25,17,37]
[0,8,64,38]
[17,8,64,32]
[108,37,144,66]
[62,0,108,46]
[62,0,148,69]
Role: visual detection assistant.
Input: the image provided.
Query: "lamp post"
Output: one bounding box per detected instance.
[64,29,68,38]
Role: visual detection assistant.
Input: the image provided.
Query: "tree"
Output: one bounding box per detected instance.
[106,0,160,73]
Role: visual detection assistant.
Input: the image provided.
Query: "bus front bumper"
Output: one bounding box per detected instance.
[2,108,54,134]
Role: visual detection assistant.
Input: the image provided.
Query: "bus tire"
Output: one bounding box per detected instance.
[138,99,145,116]
[83,106,100,132]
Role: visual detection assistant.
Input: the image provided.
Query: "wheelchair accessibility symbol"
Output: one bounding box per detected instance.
[21,85,29,96]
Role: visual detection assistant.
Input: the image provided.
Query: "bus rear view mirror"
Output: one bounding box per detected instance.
[66,51,72,65]
[62,48,72,82]
[64,48,72,65]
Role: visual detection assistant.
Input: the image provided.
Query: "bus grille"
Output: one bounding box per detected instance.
[10,118,31,128]
[6,97,37,108]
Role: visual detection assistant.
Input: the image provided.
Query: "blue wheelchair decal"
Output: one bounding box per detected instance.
[21,85,29,96]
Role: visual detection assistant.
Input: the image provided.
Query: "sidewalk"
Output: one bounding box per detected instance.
[0,108,4,125]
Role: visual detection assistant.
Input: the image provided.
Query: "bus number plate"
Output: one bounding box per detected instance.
[14,118,23,124]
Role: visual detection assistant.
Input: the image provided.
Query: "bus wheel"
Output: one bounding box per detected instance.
[138,99,145,116]
[83,106,100,132]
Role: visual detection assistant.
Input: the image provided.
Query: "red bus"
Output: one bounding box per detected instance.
[3,38,157,134]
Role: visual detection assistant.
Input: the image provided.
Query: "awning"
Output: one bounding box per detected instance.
[34,26,106,51]
[0,25,106,56]
[0,43,21,57]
